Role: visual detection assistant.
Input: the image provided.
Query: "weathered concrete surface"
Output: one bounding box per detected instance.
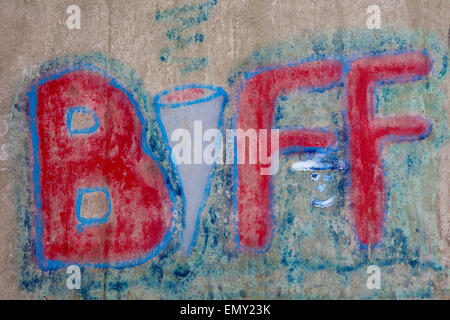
[0,0,448,299]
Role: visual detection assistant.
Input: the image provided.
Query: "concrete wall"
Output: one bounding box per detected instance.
[0,0,448,299]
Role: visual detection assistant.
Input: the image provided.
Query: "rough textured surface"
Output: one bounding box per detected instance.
[0,0,448,299]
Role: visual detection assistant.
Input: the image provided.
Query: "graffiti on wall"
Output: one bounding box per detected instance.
[233,51,433,252]
[9,29,448,299]
[155,0,218,73]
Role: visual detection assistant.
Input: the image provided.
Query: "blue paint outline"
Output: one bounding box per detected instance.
[75,187,111,229]
[66,107,100,137]
[27,63,178,270]
[154,83,228,255]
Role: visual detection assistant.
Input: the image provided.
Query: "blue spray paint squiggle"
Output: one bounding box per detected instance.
[155,0,218,73]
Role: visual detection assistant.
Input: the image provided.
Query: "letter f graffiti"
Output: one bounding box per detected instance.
[346,51,432,246]
[234,60,342,251]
